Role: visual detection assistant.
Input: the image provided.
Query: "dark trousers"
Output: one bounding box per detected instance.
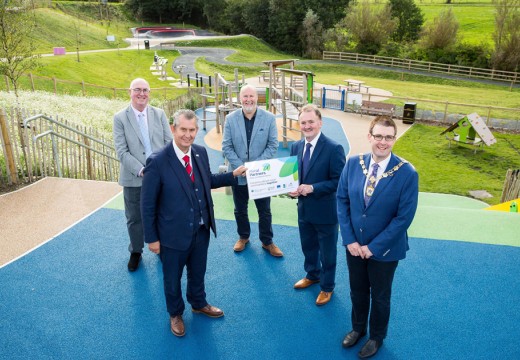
[346,250,399,342]
[123,186,143,254]
[231,184,273,245]
[298,220,338,292]
[160,226,210,316]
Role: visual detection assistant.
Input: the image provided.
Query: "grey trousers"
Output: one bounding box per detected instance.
[123,186,144,254]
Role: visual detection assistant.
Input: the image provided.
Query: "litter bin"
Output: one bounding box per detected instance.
[403,102,417,124]
[144,40,150,50]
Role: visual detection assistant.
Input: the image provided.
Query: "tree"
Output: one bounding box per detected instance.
[267,0,307,54]
[389,0,424,42]
[203,0,229,32]
[344,0,397,54]
[323,18,353,52]
[242,0,271,40]
[300,9,323,59]
[306,0,350,29]
[420,8,459,50]
[492,0,520,71]
[0,0,40,98]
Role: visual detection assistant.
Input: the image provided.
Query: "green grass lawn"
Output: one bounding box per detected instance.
[420,4,496,46]
[175,36,290,63]
[394,123,520,205]
[33,7,130,53]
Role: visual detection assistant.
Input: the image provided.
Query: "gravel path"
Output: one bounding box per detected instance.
[0,178,121,268]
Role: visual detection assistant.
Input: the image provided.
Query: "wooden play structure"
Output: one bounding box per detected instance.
[199,69,245,132]
[261,60,315,148]
[196,60,315,149]
[440,113,497,153]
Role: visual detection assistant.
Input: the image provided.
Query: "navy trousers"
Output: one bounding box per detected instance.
[346,250,398,342]
[231,184,273,245]
[298,220,338,292]
[161,226,210,316]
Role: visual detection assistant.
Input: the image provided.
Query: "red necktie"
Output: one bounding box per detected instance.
[183,155,194,182]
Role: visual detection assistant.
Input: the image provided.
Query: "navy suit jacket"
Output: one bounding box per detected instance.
[290,133,346,224]
[141,141,236,251]
[337,152,419,261]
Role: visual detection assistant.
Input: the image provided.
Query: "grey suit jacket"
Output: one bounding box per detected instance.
[222,108,278,185]
[113,105,173,187]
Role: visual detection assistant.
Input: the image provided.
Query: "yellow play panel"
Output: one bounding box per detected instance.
[485,198,519,212]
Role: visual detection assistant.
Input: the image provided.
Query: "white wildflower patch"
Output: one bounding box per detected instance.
[0,90,128,138]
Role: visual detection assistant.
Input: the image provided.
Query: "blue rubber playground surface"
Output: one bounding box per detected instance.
[1,113,520,359]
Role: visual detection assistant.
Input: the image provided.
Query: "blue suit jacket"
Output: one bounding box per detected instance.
[290,133,346,224]
[222,108,278,185]
[337,152,419,261]
[141,142,236,251]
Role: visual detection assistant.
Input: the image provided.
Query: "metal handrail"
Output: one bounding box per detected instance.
[34,130,118,162]
[23,114,118,180]
[23,114,114,149]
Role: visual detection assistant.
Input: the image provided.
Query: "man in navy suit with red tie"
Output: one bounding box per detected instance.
[141,110,246,337]
[289,104,346,306]
[337,116,419,358]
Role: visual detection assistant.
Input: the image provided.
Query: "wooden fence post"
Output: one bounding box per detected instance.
[29,73,35,91]
[0,108,18,184]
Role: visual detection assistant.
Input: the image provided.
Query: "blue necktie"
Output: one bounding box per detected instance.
[137,113,152,158]
[364,163,379,206]
[302,142,312,179]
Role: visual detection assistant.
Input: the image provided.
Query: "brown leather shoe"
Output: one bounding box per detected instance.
[233,238,249,252]
[170,315,185,337]
[316,291,333,306]
[261,243,283,257]
[294,278,320,289]
[192,304,224,318]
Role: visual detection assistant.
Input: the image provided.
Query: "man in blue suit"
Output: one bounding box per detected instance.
[289,104,345,306]
[337,116,419,358]
[113,78,173,272]
[141,110,246,337]
[222,84,283,257]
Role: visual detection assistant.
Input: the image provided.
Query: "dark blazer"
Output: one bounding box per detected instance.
[337,152,419,261]
[141,141,236,251]
[290,133,346,224]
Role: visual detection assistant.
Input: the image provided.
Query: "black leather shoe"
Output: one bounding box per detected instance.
[127,253,141,272]
[342,330,366,348]
[358,339,382,358]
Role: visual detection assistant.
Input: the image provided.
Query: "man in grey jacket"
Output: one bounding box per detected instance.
[222,84,283,257]
[113,78,173,271]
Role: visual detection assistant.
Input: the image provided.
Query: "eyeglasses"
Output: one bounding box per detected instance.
[131,88,150,94]
[371,134,396,142]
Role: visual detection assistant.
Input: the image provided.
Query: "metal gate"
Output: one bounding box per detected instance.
[322,88,345,110]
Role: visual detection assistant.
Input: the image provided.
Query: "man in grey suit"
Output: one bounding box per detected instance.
[113,78,173,271]
[222,84,283,257]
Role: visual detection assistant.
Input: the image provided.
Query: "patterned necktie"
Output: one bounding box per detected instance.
[183,155,194,182]
[137,113,152,158]
[364,163,379,206]
[302,142,312,179]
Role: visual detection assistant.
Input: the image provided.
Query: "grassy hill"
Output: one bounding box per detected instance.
[28,1,498,55]
[1,1,518,203]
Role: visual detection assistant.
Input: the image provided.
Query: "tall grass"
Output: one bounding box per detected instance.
[394,123,520,205]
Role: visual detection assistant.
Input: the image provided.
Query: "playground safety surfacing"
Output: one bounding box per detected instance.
[1,190,519,359]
